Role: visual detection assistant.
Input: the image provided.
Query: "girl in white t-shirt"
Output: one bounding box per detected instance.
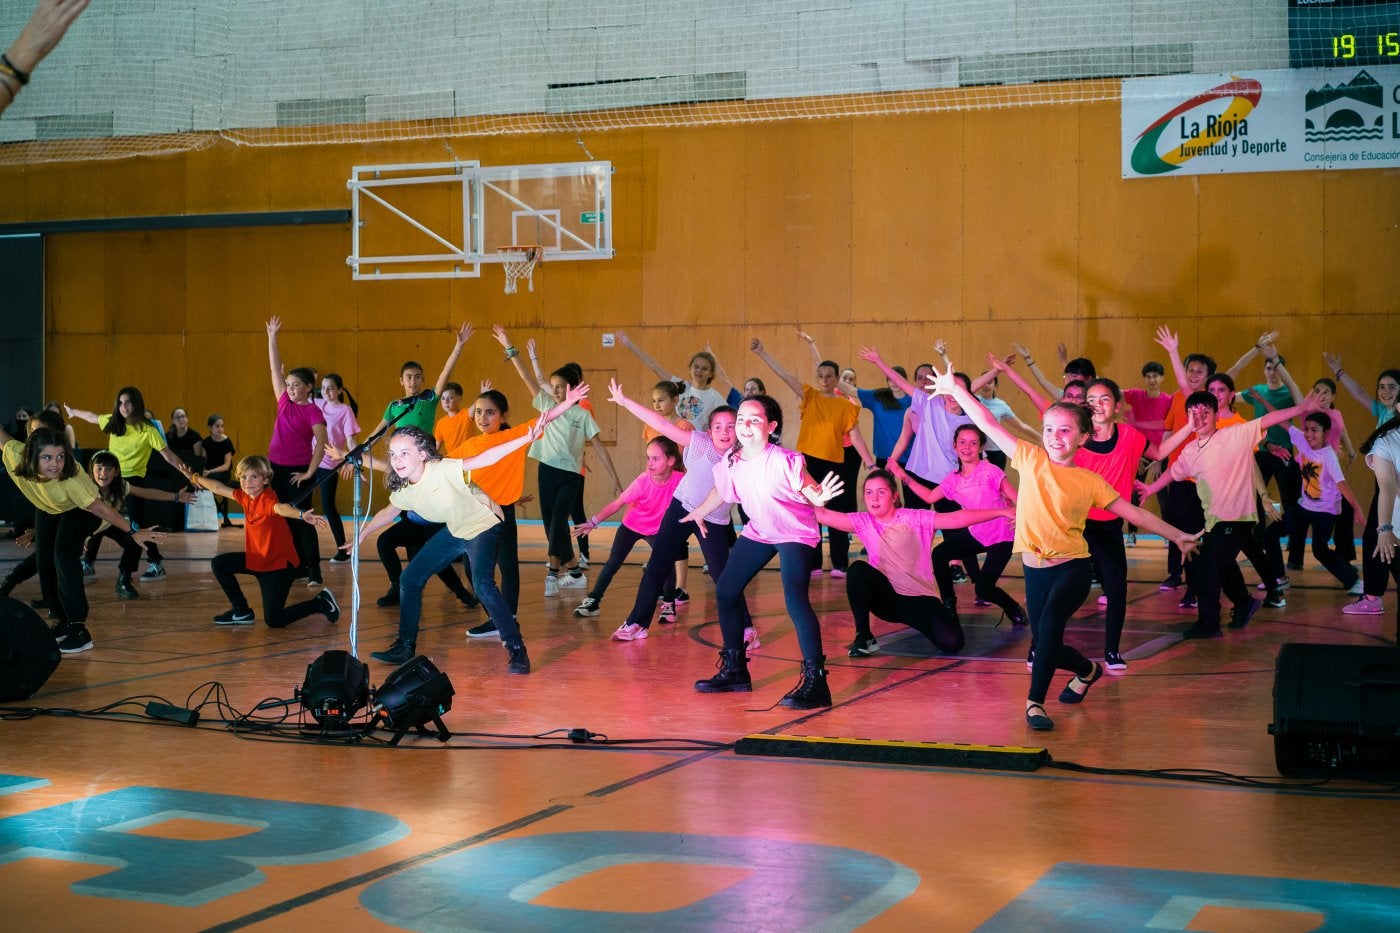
[682,396,836,709]
[1289,412,1364,591]
[1358,413,1400,635]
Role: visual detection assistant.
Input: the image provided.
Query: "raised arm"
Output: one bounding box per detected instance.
[607,378,694,447]
[0,0,89,117]
[493,325,549,396]
[1224,330,1279,381]
[968,354,1016,394]
[929,362,1017,456]
[1323,352,1376,412]
[266,316,288,402]
[1154,326,1189,395]
[989,352,1053,415]
[857,346,918,397]
[1259,394,1322,433]
[796,329,823,371]
[614,329,676,382]
[431,322,473,398]
[1013,341,1062,399]
[750,337,803,398]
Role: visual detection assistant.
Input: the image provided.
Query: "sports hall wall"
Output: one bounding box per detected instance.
[2,86,1396,511]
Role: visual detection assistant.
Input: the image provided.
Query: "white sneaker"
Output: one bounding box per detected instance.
[1125,533,1137,547]
[559,572,587,590]
[744,626,760,650]
[544,575,559,598]
[611,622,648,641]
[577,555,589,569]
[1348,580,1365,596]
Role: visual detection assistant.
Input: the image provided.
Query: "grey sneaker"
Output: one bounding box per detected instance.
[139,562,166,581]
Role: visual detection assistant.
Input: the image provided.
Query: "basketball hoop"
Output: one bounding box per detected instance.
[497,244,543,294]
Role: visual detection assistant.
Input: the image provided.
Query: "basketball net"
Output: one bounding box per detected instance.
[499,245,543,294]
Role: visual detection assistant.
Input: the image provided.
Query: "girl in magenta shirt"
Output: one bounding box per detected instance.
[571,437,686,624]
[265,317,328,583]
[682,395,834,709]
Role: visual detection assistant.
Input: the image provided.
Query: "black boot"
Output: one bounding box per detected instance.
[694,648,752,693]
[780,656,832,709]
[0,574,15,598]
[377,583,400,607]
[114,573,139,600]
[942,597,960,625]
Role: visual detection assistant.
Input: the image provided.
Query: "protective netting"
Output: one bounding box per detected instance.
[0,1,1283,165]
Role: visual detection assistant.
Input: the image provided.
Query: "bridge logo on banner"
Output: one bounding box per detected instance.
[1122,64,1400,177]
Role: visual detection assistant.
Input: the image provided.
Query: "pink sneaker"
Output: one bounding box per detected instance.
[1342,596,1385,615]
[744,626,761,650]
[611,622,648,641]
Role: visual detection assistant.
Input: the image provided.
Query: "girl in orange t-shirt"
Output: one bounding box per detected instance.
[929,363,1200,733]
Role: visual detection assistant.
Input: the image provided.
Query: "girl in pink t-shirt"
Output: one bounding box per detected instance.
[265,317,328,583]
[812,469,1013,658]
[681,395,833,709]
[891,424,1024,628]
[570,437,685,623]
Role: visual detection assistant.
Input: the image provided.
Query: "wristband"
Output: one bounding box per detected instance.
[504,345,519,360]
[0,54,29,85]
[129,519,139,533]
[1026,358,1035,366]
[1380,524,1395,533]
[300,509,311,521]
[1335,369,1344,378]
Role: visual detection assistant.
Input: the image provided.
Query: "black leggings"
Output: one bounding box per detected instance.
[1291,509,1358,587]
[1083,517,1129,654]
[211,551,324,628]
[538,461,582,567]
[377,518,468,595]
[1163,479,1205,586]
[270,462,320,572]
[805,452,858,571]
[932,531,1018,616]
[1024,558,1094,704]
[124,475,165,562]
[314,466,347,549]
[33,507,101,627]
[588,524,653,604]
[85,526,143,575]
[846,560,964,653]
[624,497,747,630]
[1363,482,1390,599]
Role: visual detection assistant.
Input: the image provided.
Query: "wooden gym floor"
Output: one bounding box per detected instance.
[2,524,1398,932]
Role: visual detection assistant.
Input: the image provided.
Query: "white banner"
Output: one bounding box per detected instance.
[1122,65,1400,178]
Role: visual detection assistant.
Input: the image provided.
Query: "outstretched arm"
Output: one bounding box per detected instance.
[344,505,404,550]
[493,325,549,396]
[608,378,694,447]
[63,403,100,425]
[989,351,1053,415]
[183,468,237,500]
[0,0,89,117]
[928,362,1017,456]
[432,322,473,398]
[1012,341,1061,399]
[1259,394,1322,433]
[750,337,803,398]
[614,329,676,382]
[858,345,918,396]
[1224,330,1279,381]
[266,316,288,403]
[1107,497,1201,558]
[574,492,628,536]
[1323,352,1376,412]
[887,460,944,506]
[680,488,727,537]
[461,418,550,472]
[1154,326,1189,395]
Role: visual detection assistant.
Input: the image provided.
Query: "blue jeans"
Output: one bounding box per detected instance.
[398,524,518,647]
[624,497,749,630]
[717,537,820,658]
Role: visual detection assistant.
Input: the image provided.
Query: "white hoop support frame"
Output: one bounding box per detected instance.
[497,244,544,294]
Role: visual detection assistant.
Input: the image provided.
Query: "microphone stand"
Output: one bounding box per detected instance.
[287,395,430,659]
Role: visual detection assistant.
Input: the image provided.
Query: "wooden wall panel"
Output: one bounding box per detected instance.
[851,112,966,323]
[4,89,1395,513]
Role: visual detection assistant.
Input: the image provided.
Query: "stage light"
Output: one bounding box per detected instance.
[372,655,455,745]
[297,650,370,729]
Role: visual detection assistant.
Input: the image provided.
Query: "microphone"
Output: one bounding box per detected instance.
[397,389,434,407]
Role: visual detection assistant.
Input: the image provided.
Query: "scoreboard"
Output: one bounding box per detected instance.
[1289,0,1400,67]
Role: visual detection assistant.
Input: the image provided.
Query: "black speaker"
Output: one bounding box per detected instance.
[0,596,60,702]
[297,649,369,727]
[1269,642,1400,777]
